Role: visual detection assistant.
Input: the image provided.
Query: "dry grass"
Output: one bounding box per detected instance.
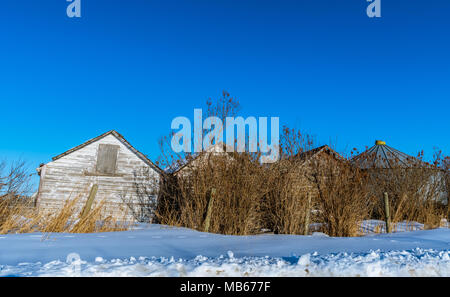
[0,196,40,234]
[0,195,131,235]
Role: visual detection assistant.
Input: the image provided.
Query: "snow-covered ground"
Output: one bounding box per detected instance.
[0,224,449,277]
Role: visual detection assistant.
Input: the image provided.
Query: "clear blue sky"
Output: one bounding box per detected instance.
[1,1,449,190]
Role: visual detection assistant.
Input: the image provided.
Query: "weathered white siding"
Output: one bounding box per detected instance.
[36,134,160,221]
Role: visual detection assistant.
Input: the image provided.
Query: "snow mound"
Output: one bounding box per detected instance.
[1,248,448,277]
[0,224,449,276]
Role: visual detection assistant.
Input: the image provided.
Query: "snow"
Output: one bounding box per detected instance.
[0,224,449,277]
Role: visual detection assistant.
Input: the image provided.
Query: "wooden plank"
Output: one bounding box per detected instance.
[304,192,312,235]
[203,188,216,233]
[384,192,392,233]
[96,144,119,174]
[81,184,98,218]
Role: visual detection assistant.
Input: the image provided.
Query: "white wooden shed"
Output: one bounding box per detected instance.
[36,130,162,221]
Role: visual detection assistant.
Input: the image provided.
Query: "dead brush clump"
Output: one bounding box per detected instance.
[156,152,274,235]
[310,157,375,237]
[367,164,447,230]
[262,127,316,235]
[156,125,376,237]
[263,170,312,235]
[444,157,450,220]
[262,127,374,237]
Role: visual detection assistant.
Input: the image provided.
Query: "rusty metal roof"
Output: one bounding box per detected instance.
[351,141,426,169]
[295,145,345,161]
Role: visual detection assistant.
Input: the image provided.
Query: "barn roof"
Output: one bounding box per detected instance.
[165,142,235,174]
[51,130,163,174]
[351,140,427,169]
[295,145,345,162]
[273,145,347,172]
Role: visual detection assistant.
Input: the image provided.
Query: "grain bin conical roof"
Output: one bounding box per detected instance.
[352,140,425,169]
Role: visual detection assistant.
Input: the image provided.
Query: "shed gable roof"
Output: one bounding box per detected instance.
[295,145,345,162]
[51,130,162,174]
[166,142,236,174]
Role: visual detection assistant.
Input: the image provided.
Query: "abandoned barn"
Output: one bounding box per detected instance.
[35,130,162,221]
[279,145,346,198]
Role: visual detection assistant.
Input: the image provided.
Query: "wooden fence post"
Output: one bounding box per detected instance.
[203,188,216,233]
[383,192,392,233]
[81,184,98,219]
[447,197,450,223]
[304,192,312,236]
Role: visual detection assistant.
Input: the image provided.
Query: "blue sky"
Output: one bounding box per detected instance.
[0,0,449,189]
